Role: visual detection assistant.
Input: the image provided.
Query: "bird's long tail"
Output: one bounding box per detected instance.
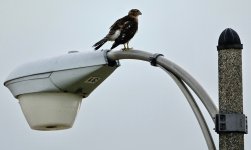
[93,38,108,50]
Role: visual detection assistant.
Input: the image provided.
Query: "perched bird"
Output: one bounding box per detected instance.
[93,9,142,51]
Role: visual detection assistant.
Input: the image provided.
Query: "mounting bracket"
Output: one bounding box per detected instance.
[215,113,248,134]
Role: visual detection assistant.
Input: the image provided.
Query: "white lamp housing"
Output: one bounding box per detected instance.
[4,50,119,130]
[18,92,82,130]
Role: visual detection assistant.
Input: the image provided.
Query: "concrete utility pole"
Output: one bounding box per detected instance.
[217,28,247,150]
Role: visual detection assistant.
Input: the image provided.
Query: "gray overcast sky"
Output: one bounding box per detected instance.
[0,0,250,149]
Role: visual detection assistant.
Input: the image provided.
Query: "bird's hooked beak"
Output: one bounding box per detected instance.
[138,11,142,15]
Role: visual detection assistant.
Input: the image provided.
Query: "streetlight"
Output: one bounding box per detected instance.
[3,28,248,150]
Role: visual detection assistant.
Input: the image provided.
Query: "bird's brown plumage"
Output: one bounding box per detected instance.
[93,9,142,50]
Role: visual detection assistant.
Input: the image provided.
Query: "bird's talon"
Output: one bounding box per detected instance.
[121,48,127,51]
[124,47,133,51]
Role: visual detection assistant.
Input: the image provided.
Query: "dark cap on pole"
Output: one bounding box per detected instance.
[217,28,243,50]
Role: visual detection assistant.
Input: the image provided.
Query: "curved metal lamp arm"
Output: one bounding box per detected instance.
[106,49,218,150]
[107,50,218,120]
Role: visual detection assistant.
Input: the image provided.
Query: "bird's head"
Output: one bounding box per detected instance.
[128,9,142,17]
